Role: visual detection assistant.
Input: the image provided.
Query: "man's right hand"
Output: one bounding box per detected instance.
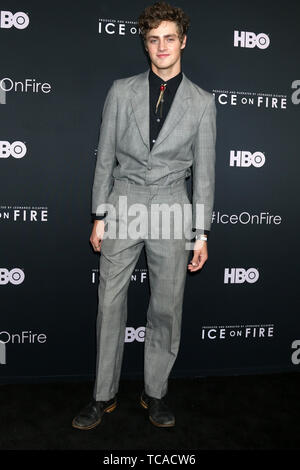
[90,220,106,252]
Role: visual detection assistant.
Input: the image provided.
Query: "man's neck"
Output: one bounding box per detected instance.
[150,63,182,82]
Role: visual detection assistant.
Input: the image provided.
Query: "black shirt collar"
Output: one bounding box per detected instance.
[149,68,183,94]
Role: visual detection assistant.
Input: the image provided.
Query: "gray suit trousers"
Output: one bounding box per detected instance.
[93,178,192,401]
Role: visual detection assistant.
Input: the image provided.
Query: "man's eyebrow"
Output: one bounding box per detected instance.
[148,33,177,39]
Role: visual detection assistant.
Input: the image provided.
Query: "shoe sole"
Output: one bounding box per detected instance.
[72,401,117,430]
[140,397,175,428]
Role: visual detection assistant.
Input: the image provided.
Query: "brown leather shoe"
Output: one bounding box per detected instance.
[140,390,175,427]
[72,396,117,430]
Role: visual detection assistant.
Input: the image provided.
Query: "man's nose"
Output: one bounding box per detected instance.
[158,40,167,51]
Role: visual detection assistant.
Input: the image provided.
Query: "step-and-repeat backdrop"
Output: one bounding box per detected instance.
[1,0,299,383]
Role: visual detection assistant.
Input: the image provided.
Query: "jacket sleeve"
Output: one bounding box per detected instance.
[191,93,217,231]
[91,80,118,216]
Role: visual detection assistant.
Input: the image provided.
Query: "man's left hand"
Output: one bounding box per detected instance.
[187,240,208,272]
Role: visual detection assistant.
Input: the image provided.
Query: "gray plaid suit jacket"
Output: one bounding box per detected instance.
[92,68,217,231]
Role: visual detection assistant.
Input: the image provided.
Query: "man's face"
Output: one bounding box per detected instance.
[145,20,186,71]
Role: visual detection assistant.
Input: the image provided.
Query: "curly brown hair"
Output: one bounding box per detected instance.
[138,1,190,46]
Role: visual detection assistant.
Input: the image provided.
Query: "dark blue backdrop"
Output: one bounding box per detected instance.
[0,0,299,383]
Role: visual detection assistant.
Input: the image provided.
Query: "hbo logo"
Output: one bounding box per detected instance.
[125,327,145,343]
[230,151,265,167]
[234,31,270,49]
[0,141,27,159]
[224,268,259,284]
[0,268,25,285]
[0,11,29,29]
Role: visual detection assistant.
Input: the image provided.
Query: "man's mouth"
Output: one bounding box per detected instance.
[157,54,169,58]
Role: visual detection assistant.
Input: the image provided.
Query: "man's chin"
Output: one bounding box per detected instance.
[152,60,175,70]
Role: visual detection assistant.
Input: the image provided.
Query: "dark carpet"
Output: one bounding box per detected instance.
[1,371,300,450]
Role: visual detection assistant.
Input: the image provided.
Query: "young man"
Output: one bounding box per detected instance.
[72,1,216,430]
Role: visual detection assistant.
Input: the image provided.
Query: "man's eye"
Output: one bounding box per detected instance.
[149,38,175,43]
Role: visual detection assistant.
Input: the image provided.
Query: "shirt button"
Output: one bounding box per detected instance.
[152,139,156,143]
[156,118,160,122]
[147,165,152,170]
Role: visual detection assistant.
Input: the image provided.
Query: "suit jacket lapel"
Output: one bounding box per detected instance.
[130,69,192,152]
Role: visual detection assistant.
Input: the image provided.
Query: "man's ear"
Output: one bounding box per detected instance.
[181,34,187,50]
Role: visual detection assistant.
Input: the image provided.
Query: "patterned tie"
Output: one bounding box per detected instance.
[155,83,167,118]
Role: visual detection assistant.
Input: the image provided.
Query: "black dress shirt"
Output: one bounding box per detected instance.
[92,68,209,239]
[149,68,183,151]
